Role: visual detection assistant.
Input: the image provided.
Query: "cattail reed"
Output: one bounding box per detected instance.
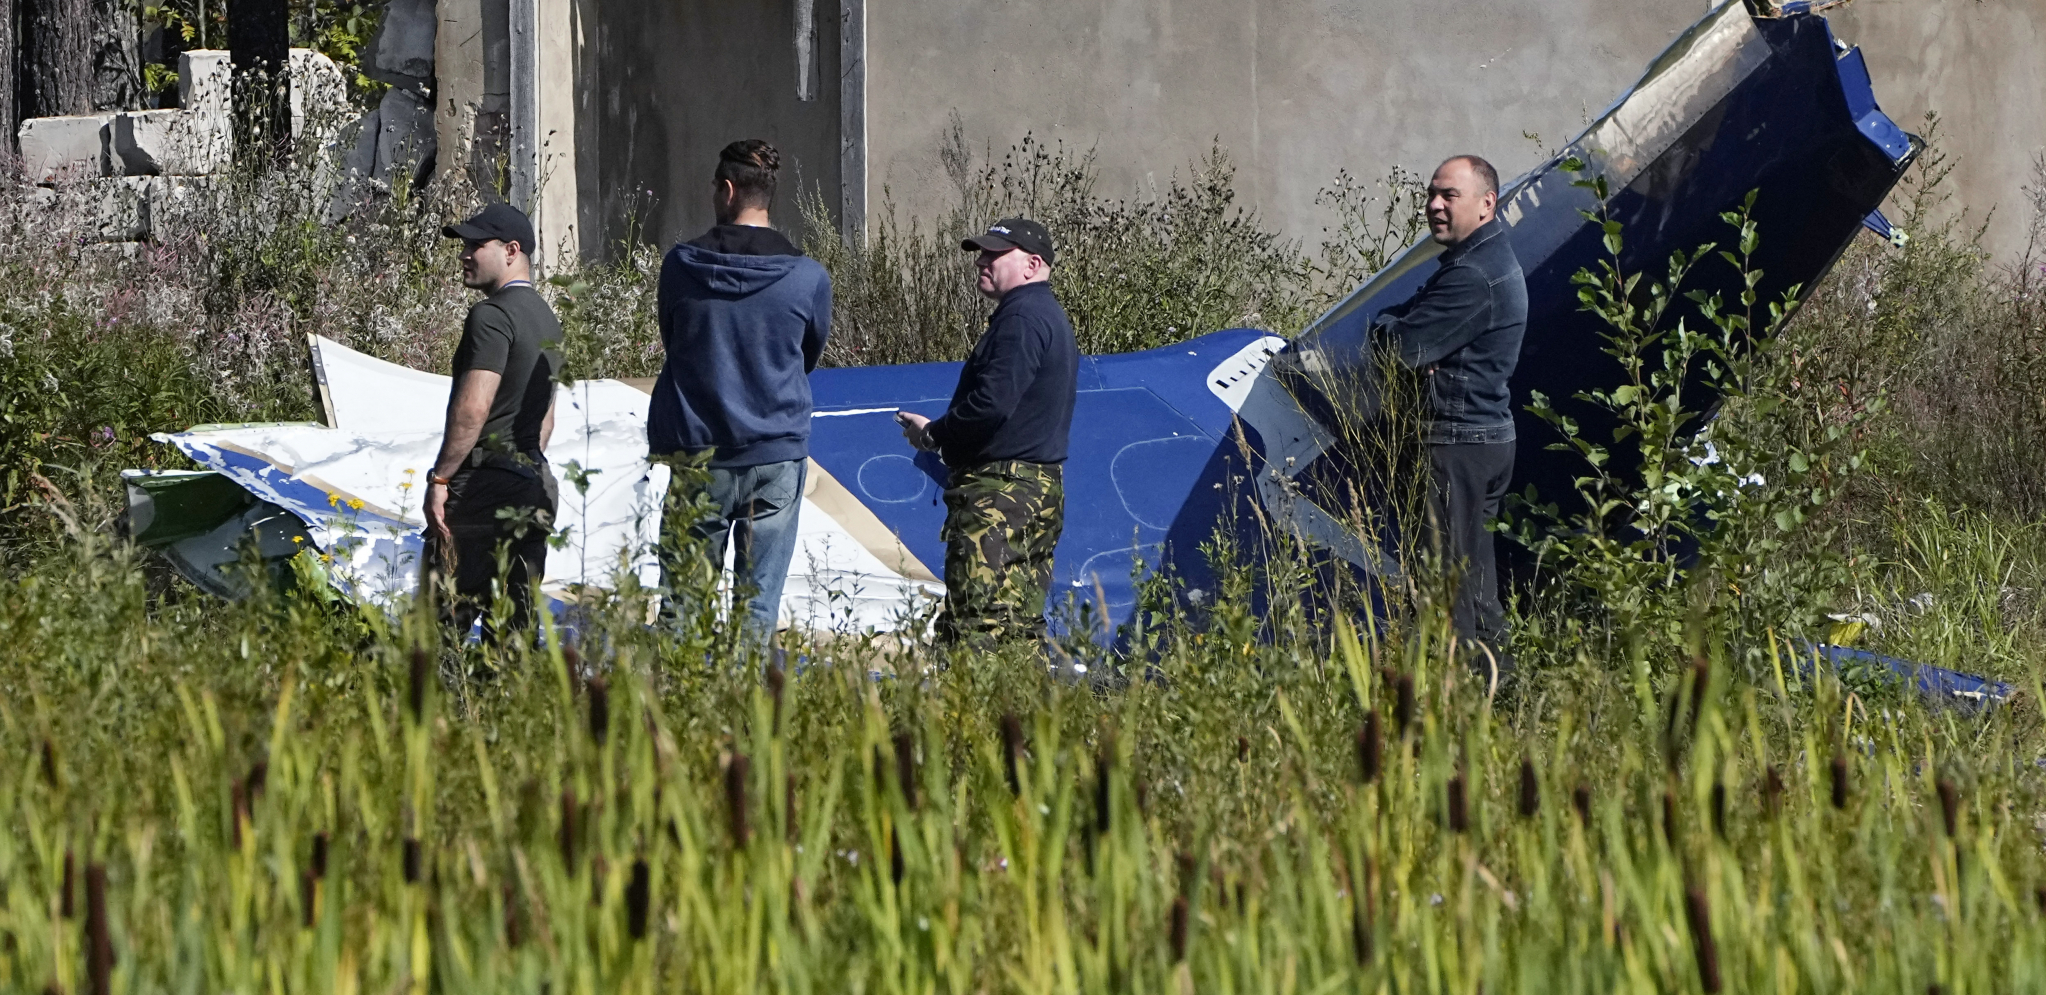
[41,738,58,788]
[503,883,523,948]
[589,856,606,907]
[889,826,905,885]
[1763,765,1785,819]
[765,662,786,729]
[2034,884,2046,916]
[300,868,317,928]
[1000,713,1025,794]
[1358,713,1383,784]
[587,675,609,746]
[1446,775,1469,833]
[247,760,267,802]
[1937,778,1959,836]
[1572,783,1592,826]
[1095,749,1115,834]
[1684,886,1721,993]
[725,753,752,846]
[559,788,578,867]
[1393,673,1416,736]
[84,863,109,995]
[1518,758,1539,818]
[626,858,650,939]
[230,779,247,849]
[1710,781,1727,838]
[1662,790,1679,847]
[1830,753,1849,809]
[785,772,800,844]
[60,849,75,918]
[893,732,919,810]
[1236,735,1250,763]
[1168,894,1190,962]
[402,837,422,883]
[408,646,429,723]
[311,831,329,878]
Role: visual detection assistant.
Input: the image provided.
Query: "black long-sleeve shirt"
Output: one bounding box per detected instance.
[928,281,1079,467]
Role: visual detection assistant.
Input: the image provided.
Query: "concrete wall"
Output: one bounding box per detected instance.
[578,0,842,255]
[864,0,2046,262]
[1830,0,2046,260]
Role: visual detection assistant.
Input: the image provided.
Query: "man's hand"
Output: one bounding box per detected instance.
[895,411,936,452]
[424,481,451,540]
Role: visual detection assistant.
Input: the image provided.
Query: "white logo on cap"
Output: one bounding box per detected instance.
[990,225,1011,234]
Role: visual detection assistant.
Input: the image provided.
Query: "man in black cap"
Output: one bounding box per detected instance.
[425,202,564,643]
[896,218,1078,646]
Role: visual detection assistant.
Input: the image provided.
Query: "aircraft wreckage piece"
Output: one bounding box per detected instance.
[1243,1,1918,588]
[129,335,942,630]
[125,2,2002,704]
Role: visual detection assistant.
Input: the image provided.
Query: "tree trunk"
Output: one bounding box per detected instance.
[0,0,17,150]
[227,0,288,164]
[18,0,90,118]
[88,0,141,111]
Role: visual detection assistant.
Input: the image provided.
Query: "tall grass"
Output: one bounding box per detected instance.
[2,521,2044,993]
[2,121,2046,991]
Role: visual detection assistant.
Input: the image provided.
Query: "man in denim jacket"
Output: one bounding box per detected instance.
[1373,155,1526,681]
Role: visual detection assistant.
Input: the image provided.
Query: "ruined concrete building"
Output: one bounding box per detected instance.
[419,0,2042,269]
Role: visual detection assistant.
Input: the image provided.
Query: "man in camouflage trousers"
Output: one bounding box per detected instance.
[897,218,1079,646]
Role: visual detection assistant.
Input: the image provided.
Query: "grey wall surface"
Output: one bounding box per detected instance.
[1830,0,2046,261]
[864,0,2046,262]
[581,0,841,256]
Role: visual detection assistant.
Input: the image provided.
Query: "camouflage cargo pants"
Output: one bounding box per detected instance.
[937,460,1065,646]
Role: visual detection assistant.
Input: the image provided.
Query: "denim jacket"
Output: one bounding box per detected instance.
[1372,217,1526,445]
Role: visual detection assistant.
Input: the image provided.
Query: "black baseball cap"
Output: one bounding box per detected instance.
[962,217,1055,266]
[442,202,536,255]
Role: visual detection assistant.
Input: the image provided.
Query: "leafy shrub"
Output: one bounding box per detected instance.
[804,131,1425,364]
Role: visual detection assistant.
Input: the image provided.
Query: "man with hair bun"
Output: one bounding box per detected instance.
[1371,153,1526,685]
[647,138,833,638]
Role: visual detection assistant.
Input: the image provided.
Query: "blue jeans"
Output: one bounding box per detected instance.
[660,458,806,635]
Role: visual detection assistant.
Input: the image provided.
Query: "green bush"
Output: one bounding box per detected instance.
[804,132,1425,364]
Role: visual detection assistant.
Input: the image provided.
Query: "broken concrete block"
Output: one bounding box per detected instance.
[323,107,383,222]
[374,85,437,186]
[112,109,231,176]
[84,176,160,241]
[18,115,112,183]
[289,48,351,142]
[365,0,436,84]
[324,83,438,221]
[178,49,231,115]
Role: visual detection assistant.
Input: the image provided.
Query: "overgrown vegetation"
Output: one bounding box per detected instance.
[3,123,2046,991]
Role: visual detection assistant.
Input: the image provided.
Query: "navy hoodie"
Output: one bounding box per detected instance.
[647,225,832,467]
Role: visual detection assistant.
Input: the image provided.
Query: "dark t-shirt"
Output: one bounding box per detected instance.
[451,283,563,453]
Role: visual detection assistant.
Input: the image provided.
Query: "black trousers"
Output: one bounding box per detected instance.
[1425,442,1514,654]
[428,459,557,641]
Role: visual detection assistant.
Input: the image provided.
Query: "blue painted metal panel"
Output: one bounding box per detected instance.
[1282,11,1919,526]
[808,329,1272,630]
[808,6,1932,651]
[1807,644,2012,709]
